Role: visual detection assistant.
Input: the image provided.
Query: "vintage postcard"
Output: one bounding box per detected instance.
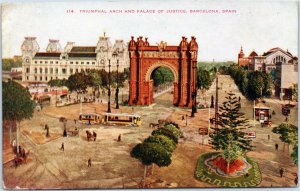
[1,0,299,189]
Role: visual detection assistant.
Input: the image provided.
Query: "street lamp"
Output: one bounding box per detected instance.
[215,70,219,128]
[115,56,120,109]
[191,91,197,117]
[107,59,111,113]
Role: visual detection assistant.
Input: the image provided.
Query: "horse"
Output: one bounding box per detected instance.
[86,130,97,142]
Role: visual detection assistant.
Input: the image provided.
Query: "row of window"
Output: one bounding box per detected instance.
[26,67,91,75]
[273,56,286,64]
[26,76,59,81]
[33,60,96,65]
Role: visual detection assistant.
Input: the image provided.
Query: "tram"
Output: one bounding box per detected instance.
[102,113,142,126]
[79,113,101,124]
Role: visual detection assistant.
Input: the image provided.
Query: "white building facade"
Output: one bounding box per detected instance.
[247,47,298,99]
[21,34,129,83]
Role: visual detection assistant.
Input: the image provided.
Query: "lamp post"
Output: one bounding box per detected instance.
[107,59,111,113]
[215,70,219,129]
[116,59,120,109]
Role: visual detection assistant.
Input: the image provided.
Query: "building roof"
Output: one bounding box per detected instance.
[68,53,96,58]
[262,47,293,57]
[34,52,61,57]
[249,51,258,57]
[70,46,96,53]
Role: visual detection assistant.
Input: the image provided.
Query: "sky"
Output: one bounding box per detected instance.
[1,0,299,61]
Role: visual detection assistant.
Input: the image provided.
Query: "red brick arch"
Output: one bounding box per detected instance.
[128,36,198,108]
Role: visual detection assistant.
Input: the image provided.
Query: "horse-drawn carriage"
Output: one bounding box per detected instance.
[149,119,171,128]
[68,128,79,136]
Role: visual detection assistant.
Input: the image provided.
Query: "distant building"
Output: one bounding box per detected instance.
[238,47,298,99]
[21,33,129,83]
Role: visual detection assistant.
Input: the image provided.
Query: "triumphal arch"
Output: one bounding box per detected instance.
[128,36,198,108]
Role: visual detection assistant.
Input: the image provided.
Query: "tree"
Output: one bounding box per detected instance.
[151,67,174,87]
[221,133,244,173]
[144,135,176,153]
[86,69,102,97]
[131,142,172,186]
[209,92,253,173]
[66,71,93,95]
[272,123,298,165]
[3,80,35,152]
[196,68,212,90]
[152,128,179,143]
[246,71,264,100]
[2,58,22,71]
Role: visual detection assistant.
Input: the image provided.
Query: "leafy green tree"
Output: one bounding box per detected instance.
[272,123,298,165]
[164,124,182,139]
[196,68,213,90]
[291,145,298,165]
[209,93,253,161]
[3,80,35,150]
[2,58,22,71]
[86,69,102,96]
[246,71,264,100]
[152,128,179,143]
[131,142,172,186]
[66,71,93,95]
[272,123,298,145]
[151,67,174,86]
[144,135,176,153]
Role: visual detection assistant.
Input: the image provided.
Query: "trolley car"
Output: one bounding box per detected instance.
[102,113,142,126]
[79,113,101,124]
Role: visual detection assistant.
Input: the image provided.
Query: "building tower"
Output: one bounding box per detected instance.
[21,37,39,81]
[46,39,62,52]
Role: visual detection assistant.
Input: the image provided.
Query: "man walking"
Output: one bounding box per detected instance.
[268,134,270,141]
[60,142,64,151]
[279,168,284,177]
[88,158,91,167]
[275,143,279,150]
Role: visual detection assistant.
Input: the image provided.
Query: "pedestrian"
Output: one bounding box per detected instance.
[118,134,122,142]
[18,145,22,155]
[101,99,102,104]
[269,114,272,120]
[279,168,284,177]
[268,134,270,141]
[182,115,185,120]
[41,105,43,110]
[275,143,279,150]
[74,119,76,124]
[88,158,91,167]
[22,148,26,158]
[238,96,241,103]
[60,142,64,151]
[295,174,298,185]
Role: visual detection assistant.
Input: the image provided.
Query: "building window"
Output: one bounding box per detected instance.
[40,61,43,64]
[50,61,53,64]
[55,68,58,74]
[40,76,42,81]
[45,61,48,64]
[76,69,78,73]
[26,76,29,80]
[45,68,48,73]
[35,61,38,64]
[62,56,66,59]
[40,68,42,73]
[51,77,53,80]
[45,76,48,81]
[81,62,84,65]
[87,62,89,65]
[70,69,73,74]
[92,62,95,65]
[50,68,53,74]
[35,68,37,73]
[35,76,37,81]
[70,61,73,64]
[26,68,30,73]
[62,68,66,74]
[56,61,59,64]
[76,62,78,64]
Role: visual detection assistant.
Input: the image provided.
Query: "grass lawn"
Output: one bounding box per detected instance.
[195,152,262,187]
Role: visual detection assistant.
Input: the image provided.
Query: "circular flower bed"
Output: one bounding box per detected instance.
[195,152,261,187]
[205,155,252,178]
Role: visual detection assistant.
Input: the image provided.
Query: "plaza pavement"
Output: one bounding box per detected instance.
[3,75,298,189]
